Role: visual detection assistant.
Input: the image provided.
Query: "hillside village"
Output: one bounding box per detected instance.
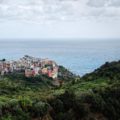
[0,55,59,79]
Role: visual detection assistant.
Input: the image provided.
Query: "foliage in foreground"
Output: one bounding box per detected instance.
[0,60,120,120]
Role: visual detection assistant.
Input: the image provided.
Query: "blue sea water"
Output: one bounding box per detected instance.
[0,40,120,76]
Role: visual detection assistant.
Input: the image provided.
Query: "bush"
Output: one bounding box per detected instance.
[73,101,89,119]
[32,101,50,118]
[50,99,64,113]
[1,114,13,120]
[19,97,32,111]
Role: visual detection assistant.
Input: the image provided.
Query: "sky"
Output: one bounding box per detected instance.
[0,0,120,40]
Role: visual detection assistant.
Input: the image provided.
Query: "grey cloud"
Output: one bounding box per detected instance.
[87,0,107,7]
[109,0,120,7]
[86,0,120,19]
[0,0,80,21]
[0,0,120,22]
[87,0,120,7]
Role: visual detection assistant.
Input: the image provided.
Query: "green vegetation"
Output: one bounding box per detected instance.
[58,66,78,81]
[0,61,120,120]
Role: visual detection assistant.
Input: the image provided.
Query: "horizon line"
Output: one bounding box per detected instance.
[0,38,120,41]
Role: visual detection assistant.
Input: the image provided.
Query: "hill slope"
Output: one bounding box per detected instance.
[82,60,120,81]
[0,60,120,120]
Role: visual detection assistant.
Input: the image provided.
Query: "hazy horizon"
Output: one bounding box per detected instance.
[0,38,120,42]
[0,40,120,75]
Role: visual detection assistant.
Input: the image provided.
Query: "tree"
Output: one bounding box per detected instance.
[2,59,6,62]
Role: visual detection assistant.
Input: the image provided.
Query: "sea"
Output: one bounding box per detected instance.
[0,39,120,76]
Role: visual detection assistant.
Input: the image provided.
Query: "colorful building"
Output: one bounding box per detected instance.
[0,55,59,79]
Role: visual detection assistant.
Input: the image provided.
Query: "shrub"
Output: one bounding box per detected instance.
[58,90,76,110]
[19,97,32,111]
[50,99,64,113]
[32,101,50,118]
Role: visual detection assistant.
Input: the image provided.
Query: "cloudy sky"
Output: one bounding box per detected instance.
[0,0,120,40]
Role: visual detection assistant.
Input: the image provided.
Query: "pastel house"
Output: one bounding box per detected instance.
[0,55,59,79]
[25,69,35,77]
